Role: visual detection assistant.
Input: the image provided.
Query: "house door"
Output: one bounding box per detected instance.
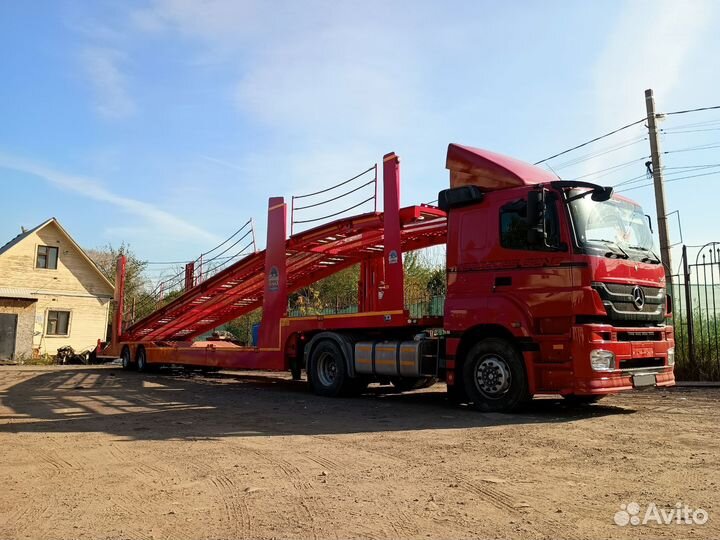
[0,314,18,360]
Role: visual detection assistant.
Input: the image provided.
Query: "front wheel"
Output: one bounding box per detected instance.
[462,338,530,413]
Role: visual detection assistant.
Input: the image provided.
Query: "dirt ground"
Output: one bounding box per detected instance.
[0,366,718,540]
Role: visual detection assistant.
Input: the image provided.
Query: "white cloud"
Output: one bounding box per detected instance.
[130,0,441,207]
[583,0,714,177]
[0,152,219,244]
[80,47,137,119]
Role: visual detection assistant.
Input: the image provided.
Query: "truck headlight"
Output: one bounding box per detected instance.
[667,347,675,366]
[590,349,616,371]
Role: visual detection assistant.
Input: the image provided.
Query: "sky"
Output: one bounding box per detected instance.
[1,0,719,280]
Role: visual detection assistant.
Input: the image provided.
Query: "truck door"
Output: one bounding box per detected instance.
[491,190,575,337]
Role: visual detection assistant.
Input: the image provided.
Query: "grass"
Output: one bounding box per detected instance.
[673,313,720,381]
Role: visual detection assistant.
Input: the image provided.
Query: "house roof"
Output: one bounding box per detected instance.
[0,217,115,292]
[0,287,38,301]
[0,218,52,258]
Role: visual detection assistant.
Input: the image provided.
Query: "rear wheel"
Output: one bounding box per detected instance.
[136,346,149,373]
[462,338,530,413]
[121,346,133,370]
[308,340,349,397]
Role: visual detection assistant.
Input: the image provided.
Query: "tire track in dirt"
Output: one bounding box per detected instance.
[1,503,45,538]
[208,474,253,539]
[110,490,196,540]
[3,501,64,540]
[311,435,575,539]
[303,453,339,472]
[300,450,413,539]
[252,450,319,540]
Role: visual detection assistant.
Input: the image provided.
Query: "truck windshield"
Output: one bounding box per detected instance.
[567,189,658,262]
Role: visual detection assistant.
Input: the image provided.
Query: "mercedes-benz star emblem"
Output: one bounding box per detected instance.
[632,286,645,310]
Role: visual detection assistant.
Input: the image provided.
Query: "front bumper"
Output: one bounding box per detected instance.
[569,323,675,395]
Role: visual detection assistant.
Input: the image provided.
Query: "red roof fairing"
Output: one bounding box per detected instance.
[446,143,558,190]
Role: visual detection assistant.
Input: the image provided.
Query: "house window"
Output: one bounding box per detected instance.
[36,245,58,269]
[47,310,70,336]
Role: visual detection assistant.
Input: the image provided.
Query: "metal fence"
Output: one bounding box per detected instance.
[671,243,720,380]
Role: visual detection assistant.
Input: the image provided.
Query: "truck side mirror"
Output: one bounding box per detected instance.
[527,189,545,245]
[645,214,654,233]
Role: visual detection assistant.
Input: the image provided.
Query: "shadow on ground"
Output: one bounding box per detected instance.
[0,367,635,440]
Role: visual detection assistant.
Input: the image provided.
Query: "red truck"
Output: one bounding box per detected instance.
[104,143,675,412]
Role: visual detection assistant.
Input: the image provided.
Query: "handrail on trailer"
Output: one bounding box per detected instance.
[108,152,446,355]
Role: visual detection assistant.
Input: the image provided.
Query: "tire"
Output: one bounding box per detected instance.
[462,338,531,413]
[390,376,438,392]
[121,346,134,370]
[308,340,350,397]
[136,346,149,373]
[563,394,604,406]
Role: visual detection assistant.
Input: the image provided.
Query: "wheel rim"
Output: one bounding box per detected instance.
[316,351,337,387]
[474,354,512,399]
[138,350,146,370]
[122,350,130,368]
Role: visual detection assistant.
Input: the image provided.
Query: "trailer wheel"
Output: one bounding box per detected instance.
[121,346,133,370]
[462,338,530,412]
[308,340,349,397]
[136,346,149,373]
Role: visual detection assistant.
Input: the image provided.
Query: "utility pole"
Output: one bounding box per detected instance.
[645,88,672,284]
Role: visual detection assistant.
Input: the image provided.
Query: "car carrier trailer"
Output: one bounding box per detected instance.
[102,144,675,412]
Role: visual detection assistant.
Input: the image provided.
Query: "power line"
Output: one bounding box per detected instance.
[144,260,194,265]
[614,164,720,189]
[550,137,647,170]
[661,127,720,135]
[664,104,720,116]
[567,156,648,182]
[534,118,646,165]
[616,169,720,193]
[535,103,720,167]
[663,142,720,155]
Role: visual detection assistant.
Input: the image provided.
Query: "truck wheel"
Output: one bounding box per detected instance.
[390,376,438,392]
[121,346,133,370]
[136,346,149,373]
[308,340,349,397]
[462,338,530,413]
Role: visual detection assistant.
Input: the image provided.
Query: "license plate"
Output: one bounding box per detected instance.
[632,344,654,358]
[633,373,657,387]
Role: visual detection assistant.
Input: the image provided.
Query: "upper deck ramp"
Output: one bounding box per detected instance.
[121,204,446,342]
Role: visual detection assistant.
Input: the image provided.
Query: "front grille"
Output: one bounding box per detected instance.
[619,357,665,370]
[617,331,663,342]
[592,282,665,323]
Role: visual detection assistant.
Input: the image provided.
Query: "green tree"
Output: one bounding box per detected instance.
[86,243,155,322]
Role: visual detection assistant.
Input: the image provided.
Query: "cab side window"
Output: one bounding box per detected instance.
[500,200,530,249]
[500,195,560,250]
